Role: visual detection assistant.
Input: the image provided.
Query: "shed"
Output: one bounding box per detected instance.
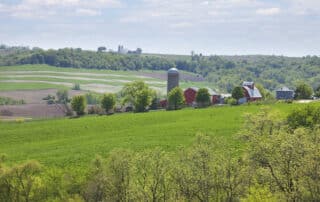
[276,86,294,100]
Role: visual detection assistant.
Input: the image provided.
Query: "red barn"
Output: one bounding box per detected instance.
[242,81,262,102]
[184,87,220,106]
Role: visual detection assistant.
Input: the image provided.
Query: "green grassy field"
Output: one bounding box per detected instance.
[0,103,304,169]
[0,65,211,93]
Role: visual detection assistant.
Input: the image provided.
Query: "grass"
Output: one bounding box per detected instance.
[0,103,303,169]
[0,65,210,93]
[0,82,67,91]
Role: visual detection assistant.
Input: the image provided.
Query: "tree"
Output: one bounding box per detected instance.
[97,46,106,52]
[294,82,313,99]
[231,86,244,104]
[71,95,86,116]
[195,88,211,107]
[101,93,116,114]
[314,85,320,98]
[167,87,185,110]
[255,83,275,101]
[56,89,69,104]
[121,81,154,113]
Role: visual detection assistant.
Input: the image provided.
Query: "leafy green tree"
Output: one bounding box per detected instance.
[167,87,185,110]
[71,95,86,116]
[314,85,320,98]
[56,89,69,104]
[231,86,244,104]
[101,93,116,114]
[294,82,313,99]
[196,88,211,107]
[256,83,275,101]
[121,81,154,112]
[287,105,320,130]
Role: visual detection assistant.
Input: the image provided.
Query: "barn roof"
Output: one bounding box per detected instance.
[186,87,219,96]
[243,86,262,98]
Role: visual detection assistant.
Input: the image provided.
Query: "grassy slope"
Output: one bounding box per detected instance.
[0,103,302,169]
[0,65,212,92]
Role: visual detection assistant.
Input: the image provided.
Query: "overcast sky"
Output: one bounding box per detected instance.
[0,0,319,56]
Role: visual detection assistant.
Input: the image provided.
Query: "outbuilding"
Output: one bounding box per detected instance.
[276,86,294,100]
[184,87,220,106]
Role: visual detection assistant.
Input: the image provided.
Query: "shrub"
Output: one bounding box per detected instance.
[195,88,211,108]
[71,95,86,116]
[87,105,104,115]
[72,83,81,90]
[168,87,185,110]
[227,98,238,105]
[101,93,116,114]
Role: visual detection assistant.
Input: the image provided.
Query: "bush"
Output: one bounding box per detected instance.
[71,95,86,116]
[87,105,104,115]
[72,83,81,90]
[101,93,116,114]
[168,87,185,110]
[226,98,238,105]
[195,88,211,108]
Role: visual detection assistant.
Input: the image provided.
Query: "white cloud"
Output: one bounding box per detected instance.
[256,7,281,16]
[76,8,100,16]
[1,0,122,18]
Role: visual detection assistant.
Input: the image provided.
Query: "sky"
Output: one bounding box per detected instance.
[0,0,319,56]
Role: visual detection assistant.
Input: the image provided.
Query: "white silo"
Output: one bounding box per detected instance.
[167,68,179,94]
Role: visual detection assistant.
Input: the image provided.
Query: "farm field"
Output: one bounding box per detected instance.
[0,103,306,170]
[0,65,211,93]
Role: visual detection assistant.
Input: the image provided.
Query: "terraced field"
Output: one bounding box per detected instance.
[0,65,212,93]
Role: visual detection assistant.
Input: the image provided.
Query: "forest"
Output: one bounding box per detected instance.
[1,45,320,92]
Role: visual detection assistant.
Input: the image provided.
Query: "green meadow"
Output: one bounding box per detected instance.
[0,103,303,169]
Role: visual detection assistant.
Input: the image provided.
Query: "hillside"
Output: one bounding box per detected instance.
[0,65,211,93]
[1,45,320,92]
[0,103,302,168]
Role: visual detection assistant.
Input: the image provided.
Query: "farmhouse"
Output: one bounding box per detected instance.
[184,87,220,106]
[276,86,294,100]
[241,81,262,102]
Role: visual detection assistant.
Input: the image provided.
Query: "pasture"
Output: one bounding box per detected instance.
[0,65,211,93]
[0,103,302,170]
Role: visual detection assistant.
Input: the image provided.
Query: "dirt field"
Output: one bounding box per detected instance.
[0,104,66,119]
[0,89,86,104]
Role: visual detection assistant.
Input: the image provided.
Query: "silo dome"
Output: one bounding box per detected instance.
[167,68,179,94]
[168,68,179,75]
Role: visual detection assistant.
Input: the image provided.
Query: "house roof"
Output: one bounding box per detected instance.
[243,86,262,98]
[242,81,254,86]
[186,87,219,96]
[276,86,294,92]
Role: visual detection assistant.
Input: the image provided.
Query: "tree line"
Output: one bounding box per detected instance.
[1,45,320,92]
[1,105,320,201]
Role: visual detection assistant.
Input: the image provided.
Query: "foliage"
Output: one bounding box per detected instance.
[195,88,211,107]
[56,89,69,104]
[101,93,116,113]
[121,81,155,112]
[72,83,81,90]
[0,96,25,105]
[85,92,101,105]
[287,105,320,130]
[294,82,313,99]
[71,95,86,116]
[167,87,185,110]
[226,98,238,105]
[231,86,244,103]
[255,83,275,101]
[314,85,320,98]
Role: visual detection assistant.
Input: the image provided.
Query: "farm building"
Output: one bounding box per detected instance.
[184,87,220,106]
[276,86,294,100]
[241,81,262,103]
[167,68,179,94]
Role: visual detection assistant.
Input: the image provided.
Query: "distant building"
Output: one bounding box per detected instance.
[276,86,294,100]
[184,87,220,106]
[118,45,128,54]
[241,81,262,103]
[167,68,179,94]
